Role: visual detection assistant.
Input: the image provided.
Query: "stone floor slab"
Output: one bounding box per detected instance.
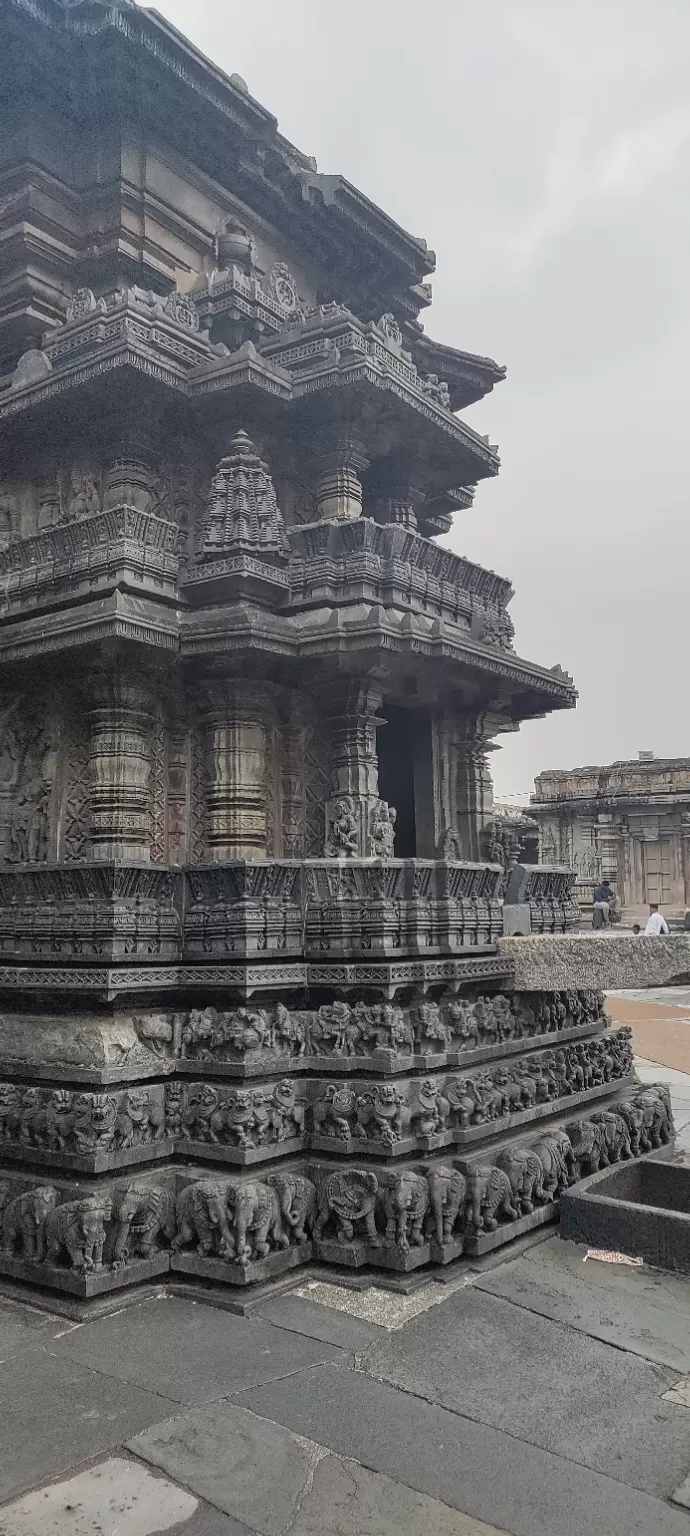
[475,1244,690,1371]
[0,1350,175,1503]
[358,1287,688,1497]
[235,1363,690,1536]
[253,1293,385,1350]
[128,1401,319,1535]
[0,1456,198,1536]
[48,1295,345,1404]
[289,1453,511,1535]
[0,1297,64,1363]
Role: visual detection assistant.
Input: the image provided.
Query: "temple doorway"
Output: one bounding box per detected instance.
[643,839,672,907]
[377,705,419,858]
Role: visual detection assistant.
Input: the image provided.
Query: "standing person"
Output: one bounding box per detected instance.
[592,880,613,929]
[645,904,669,936]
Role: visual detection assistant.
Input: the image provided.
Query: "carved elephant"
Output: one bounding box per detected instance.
[268,1172,316,1244]
[589,1111,632,1163]
[634,1089,673,1149]
[229,1180,287,1265]
[382,1170,429,1253]
[174,1179,234,1259]
[495,1147,546,1214]
[112,1182,176,1266]
[532,1130,575,1198]
[425,1164,467,1245]
[314,1170,380,1246]
[616,1101,645,1156]
[2,1184,58,1262]
[466,1165,518,1232]
[44,1194,112,1272]
[566,1118,606,1176]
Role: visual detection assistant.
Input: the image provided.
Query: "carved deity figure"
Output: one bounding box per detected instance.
[326,798,358,858]
[64,469,100,523]
[369,800,396,859]
[9,765,50,863]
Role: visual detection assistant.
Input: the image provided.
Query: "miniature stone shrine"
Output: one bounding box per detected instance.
[0,0,670,1300]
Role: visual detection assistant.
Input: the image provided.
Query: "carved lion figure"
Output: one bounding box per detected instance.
[311,1084,356,1140]
[355,1084,408,1146]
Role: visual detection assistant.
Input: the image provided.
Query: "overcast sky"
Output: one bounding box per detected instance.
[155,0,690,801]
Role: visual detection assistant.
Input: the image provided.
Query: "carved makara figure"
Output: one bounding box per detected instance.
[426,1165,467,1245]
[466,1165,518,1232]
[314,1170,380,1246]
[112,1182,176,1266]
[496,1147,547,1214]
[44,1194,112,1272]
[2,1185,58,1262]
[382,1170,429,1253]
[311,1084,356,1140]
[268,1173,316,1243]
[229,1180,287,1265]
[174,1179,234,1259]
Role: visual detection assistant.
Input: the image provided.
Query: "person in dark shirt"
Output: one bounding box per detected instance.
[592,881,613,929]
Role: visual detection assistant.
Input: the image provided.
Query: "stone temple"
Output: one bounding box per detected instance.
[0,0,672,1300]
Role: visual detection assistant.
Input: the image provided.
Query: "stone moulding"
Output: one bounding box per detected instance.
[0,860,512,966]
[0,507,180,621]
[0,1079,673,1295]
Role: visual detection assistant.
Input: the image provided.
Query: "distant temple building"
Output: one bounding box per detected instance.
[532,754,690,915]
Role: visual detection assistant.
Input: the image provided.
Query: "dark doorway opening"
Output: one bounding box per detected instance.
[377,705,418,858]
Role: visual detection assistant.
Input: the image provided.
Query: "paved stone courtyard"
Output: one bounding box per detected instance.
[1,1013,690,1536]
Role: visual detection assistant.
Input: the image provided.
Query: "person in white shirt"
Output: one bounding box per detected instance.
[645,904,669,936]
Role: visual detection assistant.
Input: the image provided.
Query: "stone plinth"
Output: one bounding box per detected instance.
[498,933,690,991]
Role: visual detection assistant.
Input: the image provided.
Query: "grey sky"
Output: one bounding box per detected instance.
[155,0,690,800]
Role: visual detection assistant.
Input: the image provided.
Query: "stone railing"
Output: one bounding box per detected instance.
[288,519,513,642]
[503,864,580,935]
[0,508,180,619]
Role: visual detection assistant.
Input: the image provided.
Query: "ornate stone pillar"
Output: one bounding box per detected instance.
[87,676,153,861]
[201,680,273,860]
[279,711,307,857]
[312,431,369,523]
[321,681,394,857]
[370,466,425,533]
[103,429,158,514]
[432,713,494,861]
